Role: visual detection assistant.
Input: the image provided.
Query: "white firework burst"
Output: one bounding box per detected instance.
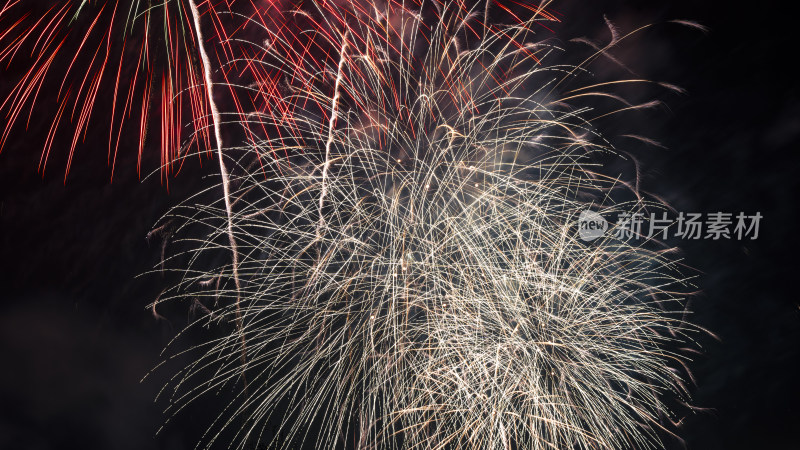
[151,1,701,449]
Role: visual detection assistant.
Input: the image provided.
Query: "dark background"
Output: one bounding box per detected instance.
[1,1,798,448]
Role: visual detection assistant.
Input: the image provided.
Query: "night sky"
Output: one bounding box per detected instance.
[1,1,798,449]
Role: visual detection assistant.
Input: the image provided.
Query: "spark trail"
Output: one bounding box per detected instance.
[186,0,247,389]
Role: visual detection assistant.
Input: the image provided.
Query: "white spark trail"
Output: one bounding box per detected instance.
[319,31,350,241]
[187,0,247,386]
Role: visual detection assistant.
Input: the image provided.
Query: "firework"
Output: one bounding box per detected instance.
[152,1,701,449]
[0,0,257,180]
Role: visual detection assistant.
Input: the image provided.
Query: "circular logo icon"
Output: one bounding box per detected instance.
[578,210,608,242]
